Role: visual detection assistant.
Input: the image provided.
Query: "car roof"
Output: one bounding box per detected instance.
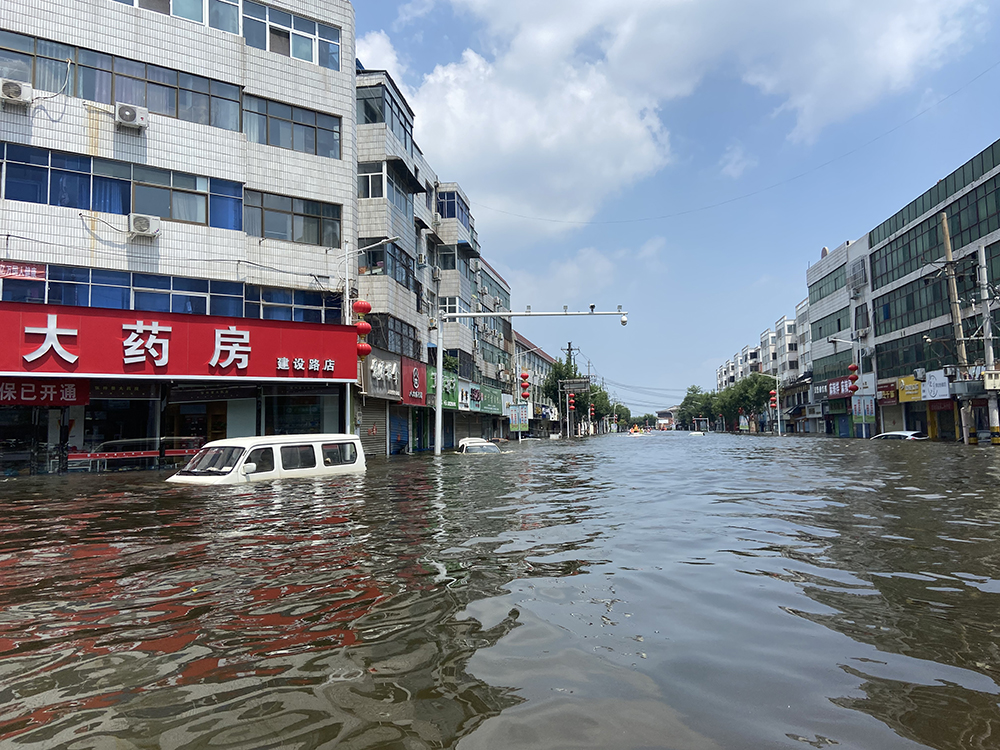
[199,433,361,449]
[458,437,491,446]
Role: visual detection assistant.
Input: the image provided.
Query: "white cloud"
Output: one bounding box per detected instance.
[719,143,757,180]
[394,0,437,30]
[379,0,986,247]
[356,30,409,82]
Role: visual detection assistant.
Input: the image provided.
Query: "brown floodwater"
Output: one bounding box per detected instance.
[1,433,1000,749]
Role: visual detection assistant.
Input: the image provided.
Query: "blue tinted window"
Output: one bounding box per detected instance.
[210,280,243,296]
[2,279,45,302]
[90,285,131,309]
[135,291,170,312]
[210,178,242,197]
[261,287,291,304]
[294,289,322,307]
[210,296,243,317]
[92,177,131,214]
[244,285,260,301]
[48,282,89,306]
[268,8,291,26]
[262,305,291,320]
[49,170,90,209]
[6,164,47,203]
[133,273,171,290]
[49,266,90,282]
[50,153,91,172]
[294,308,321,323]
[209,195,242,230]
[243,1,266,20]
[244,302,260,318]
[92,269,130,286]
[243,17,266,49]
[173,277,209,292]
[172,294,206,314]
[6,144,48,166]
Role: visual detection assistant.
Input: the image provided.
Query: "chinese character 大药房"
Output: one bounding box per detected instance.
[23,315,79,364]
[123,321,173,366]
[209,327,251,370]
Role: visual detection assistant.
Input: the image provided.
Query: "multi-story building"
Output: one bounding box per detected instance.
[0,0,359,470]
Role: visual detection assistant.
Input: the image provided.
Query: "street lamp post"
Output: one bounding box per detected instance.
[433,307,628,455]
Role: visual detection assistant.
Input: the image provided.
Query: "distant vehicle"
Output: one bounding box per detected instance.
[457,438,502,454]
[870,431,929,441]
[167,433,365,484]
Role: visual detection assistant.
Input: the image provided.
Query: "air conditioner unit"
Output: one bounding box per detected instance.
[428,317,437,329]
[433,212,442,224]
[431,267,441,281]
[943,365,959,379]
[417,253,427,266]
[913,368,927,382]
[0,79,32,106]
[473,340,479,350]
[115,103,149,129]
[474,302,482,313]
[128,213,161,237]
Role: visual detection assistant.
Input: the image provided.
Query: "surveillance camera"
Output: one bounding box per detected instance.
[590,303,596,313]
[620,314,628,326]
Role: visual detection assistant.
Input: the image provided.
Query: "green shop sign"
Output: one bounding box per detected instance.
[480,385,503,414]
[427,369,459,409]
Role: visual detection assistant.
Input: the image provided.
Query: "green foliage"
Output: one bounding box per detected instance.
[542,359,581,404]
[443,354,459,373]
[677,373,778,430]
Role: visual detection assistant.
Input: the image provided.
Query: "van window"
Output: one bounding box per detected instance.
[245,447,274,473]
[321,442,358,465]
[280,444,317,470]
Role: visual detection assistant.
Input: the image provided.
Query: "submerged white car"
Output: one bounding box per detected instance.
[457,438,502,454]
[167,433,366,485]
[870,431,929,441]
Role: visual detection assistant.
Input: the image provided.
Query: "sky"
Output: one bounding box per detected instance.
[353,0,1000,414]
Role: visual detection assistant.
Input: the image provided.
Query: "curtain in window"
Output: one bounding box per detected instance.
[50,171,90,209]
[92,177,130,214]
[173,192,206,223]
[35,58,70,94]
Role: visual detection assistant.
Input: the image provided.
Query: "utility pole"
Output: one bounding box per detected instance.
[979,244,999,445]
[940,212,972,444]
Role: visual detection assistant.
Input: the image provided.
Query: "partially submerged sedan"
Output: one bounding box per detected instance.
[457,438,501,454]
[167,433,365,484]
[870,431,929,441]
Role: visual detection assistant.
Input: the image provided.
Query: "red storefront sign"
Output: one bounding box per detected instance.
[827,376,853,399]
[877,382,898,406]
[0,302,357,382]
[0,261,45,280]
[929,399,954,412]
[400,357,426,405]
[0,378,89,405]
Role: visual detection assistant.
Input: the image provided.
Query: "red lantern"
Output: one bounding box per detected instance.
[569,404,575,411]
[848,373,859,383]
[769,390,776,396]
[848,363,859,372]
[355,320,372,337]
[520,372,529,381]
[357,341,372,360]
[569,393,575,399]
[848,384,859,393]
[352,299,372,317]
[521,391,531,400]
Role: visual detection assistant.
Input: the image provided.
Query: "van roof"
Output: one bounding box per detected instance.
[199,433,362,449]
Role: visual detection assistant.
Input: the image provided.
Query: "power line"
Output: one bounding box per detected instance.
[471,56,1000,227]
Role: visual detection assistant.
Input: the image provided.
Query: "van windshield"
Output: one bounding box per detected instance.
[178,446,245,475]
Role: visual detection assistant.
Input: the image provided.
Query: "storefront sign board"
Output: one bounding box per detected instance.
[0,378,88,405]
[400,358,426,406]
[897,376,923,403]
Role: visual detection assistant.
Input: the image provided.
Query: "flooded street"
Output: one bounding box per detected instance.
[2,433,1000,749]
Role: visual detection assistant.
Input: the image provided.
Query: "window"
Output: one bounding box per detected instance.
[321,442,357,465]
[358,240,419,294]
[366,314,421,360]
[808,265,845,304]
[240,2,339,69]
[0,264,342,322]
[280,444,316,470]
[245,446,274,473]
[358,162,383,199]
[356,85,413,155]
[386,165,413,218]
[1,143,242,228]
[437,191,470,230]
[243,190,341,247]
[243,95,341,159]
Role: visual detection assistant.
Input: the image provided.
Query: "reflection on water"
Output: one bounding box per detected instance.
[1,436,1000,748]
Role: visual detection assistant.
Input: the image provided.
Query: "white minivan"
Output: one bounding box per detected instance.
[166,433,365,485]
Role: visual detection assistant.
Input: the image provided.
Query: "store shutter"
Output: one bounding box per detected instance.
[389,405,409,455]
[359,399,387,456]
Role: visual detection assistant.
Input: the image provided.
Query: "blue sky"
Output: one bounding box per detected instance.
[354,1,999,413]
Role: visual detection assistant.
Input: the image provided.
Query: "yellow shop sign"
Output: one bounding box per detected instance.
[897,375,923,403]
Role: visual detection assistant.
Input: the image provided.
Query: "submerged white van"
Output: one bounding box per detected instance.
[166,433,365,485]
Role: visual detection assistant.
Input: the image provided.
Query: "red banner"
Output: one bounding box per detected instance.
[400,357,426,405]
[0,302,357,382]
[827,376,853,399]
[0,262,45,280]
[0,378,89,405]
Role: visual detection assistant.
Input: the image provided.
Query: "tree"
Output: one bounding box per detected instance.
[542,358,581,404]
